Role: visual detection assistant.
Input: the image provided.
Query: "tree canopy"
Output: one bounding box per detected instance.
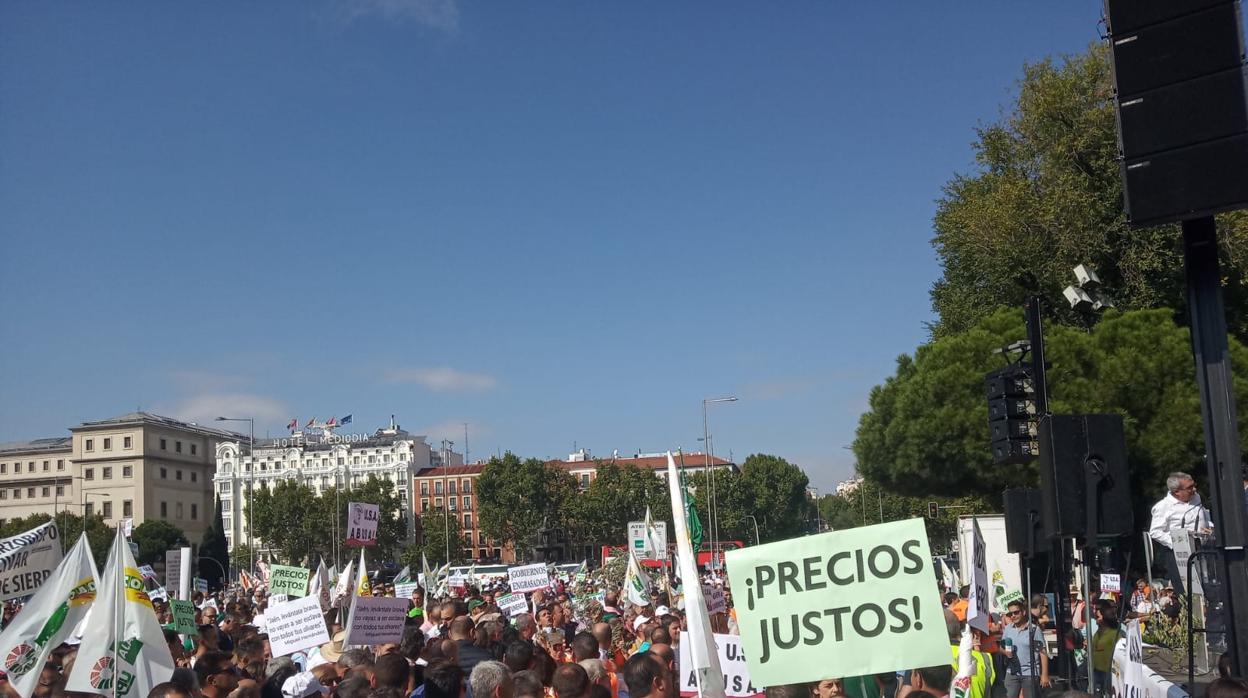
[131,519,189,566]
[853,307,1248,519]
[929,43,1248,341]
[476,453,577,559]
[198,498,230,589]
[403,511,468,569]
[564,462,670,549]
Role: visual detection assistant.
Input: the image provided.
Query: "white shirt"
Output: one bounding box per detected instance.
[1148,492,1211,548]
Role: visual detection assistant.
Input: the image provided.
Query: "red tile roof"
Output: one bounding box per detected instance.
[549,453,732,470]
[413,464,486,477]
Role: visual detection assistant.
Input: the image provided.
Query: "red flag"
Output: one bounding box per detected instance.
[287,418,297,430]
[306,418,316,428]
[326,416,337,427]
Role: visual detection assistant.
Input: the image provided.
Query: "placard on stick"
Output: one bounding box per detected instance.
[345,597,409,645]
[507,563,550,593]
[268,595,332,658]
[724,518,948,687]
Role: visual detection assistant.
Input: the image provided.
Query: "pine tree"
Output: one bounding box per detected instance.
[199,497,230,590]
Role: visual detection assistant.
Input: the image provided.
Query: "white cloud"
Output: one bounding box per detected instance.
[165,393,290,428]
[386,367,497,393]
[333,0,458,30]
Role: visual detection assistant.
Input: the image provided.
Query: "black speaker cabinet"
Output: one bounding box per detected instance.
[1037,414,1134,539]
[1003,488,1044,557]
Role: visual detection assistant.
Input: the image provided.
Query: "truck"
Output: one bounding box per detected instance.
[957,515,1022,613]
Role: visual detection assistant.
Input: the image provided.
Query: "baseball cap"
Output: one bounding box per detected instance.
[632,615,651,631]
[282,672,327,698]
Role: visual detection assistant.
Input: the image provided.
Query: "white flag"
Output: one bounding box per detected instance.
[0,535,98,698]
[666,452,726,698]
[644,506,664,559]
[625,550,652,608]
[309,560,331,612]
[331,559,355,609]
[66,531,176,698]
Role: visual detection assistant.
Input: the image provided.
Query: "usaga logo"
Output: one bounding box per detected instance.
[4,642,39,677]
[88,657,115,690]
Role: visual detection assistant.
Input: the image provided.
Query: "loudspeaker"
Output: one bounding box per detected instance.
[1104,0,1248,226]
[1037,414,1134,539]
[1003,488,1044,557]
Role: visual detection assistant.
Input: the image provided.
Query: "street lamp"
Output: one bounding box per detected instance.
[744,515,761,546]
[216,417,255,575]
[702,395,737,568]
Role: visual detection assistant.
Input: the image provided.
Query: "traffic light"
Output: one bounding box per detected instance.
[985,363,1039,464]
[927,502,939,519]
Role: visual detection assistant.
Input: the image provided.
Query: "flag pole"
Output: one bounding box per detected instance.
[113,527,122,698]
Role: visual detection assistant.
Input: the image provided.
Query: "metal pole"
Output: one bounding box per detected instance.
[702,400,715,566]
[1181,216,1248,676]
[248,419,255,576]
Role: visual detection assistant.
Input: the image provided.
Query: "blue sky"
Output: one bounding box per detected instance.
[0,2,1101,491]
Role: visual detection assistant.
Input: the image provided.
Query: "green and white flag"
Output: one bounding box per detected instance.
[624,550,651,608]
[394,565,411,585]
[0,535,97,698]
[66,531,175,698]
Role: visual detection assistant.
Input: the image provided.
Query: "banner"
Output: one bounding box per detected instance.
[0,534,96,698]
[507,563,550,593]
[1101,573,1122,594]
[267,594,332,658]
[66,532,176,698]
[138,566,157,582]
[679,633,760,698]
[496,592,529,618]
[395,582,421,600]
[165,550,181,596]
[967,518,990,633]
[346,502,379,546]
[704,585,728,615]
[344,596,409,645]
[725,518,949,687]
[269,565,311,597]
[194,578,208,594]
[625,551,652,606]
[170,599,198,635]
[0,522,64,602]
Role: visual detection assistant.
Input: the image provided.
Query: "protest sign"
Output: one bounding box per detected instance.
[497,592,529,618]
[344,596,409,645]
[996,588,1024,608]
[122,518,134,538]
[679,633,759,698]
[149,586,169,603]
[448,574,466,591]
[165,549,182,596]
[139,565,158,582]
[195,577,208,593]
[395,582,421,600]
[1101,573,1121,594]
[170,599,198,635]
[508,563,550,593]
[270,565,311,597]
[270,593,290,605]
[0,521,63,601]
[346,502,379,546]
[704,585,728,615]
[967,518,990,634]
[724,518,949,687]
[267,594,332,657]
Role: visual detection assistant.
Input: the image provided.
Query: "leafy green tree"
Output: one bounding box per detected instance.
[929,43,1248,341]
[854,307,1248,521]
[250,480,328,564]
[198,498,230,589]
[681,468,753,546]
[402,510,468,569]
[818,479,992,554]
[131,520,189,565]
[229,543,255,572]
[739,454,812,542]
[477,452,577,559]
[564,462,670,548]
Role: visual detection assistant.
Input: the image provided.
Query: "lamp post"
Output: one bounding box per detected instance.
[216,417,255,575]
[702,396,737,568]
[745,515,761,546]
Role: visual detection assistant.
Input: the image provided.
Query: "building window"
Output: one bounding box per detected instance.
[434,497,442,508]
[368,455,376,464]
[463,513,472,528]
[27,487,35,498]
[124,436,132,449]
[463,496,471,510]
[84,502,93,517]
[42,460,49,471]
[175,441,182,453]
[57,460,64,470]
[160,439,167,450]
[103,438,112,450]
[161,502,167,517]
[420,482,429,495]
[123,466,132,478]
[123,500,132,517]
[176,470,183,481]
[103,467,112,479]
[41,487,49,497]
[85,439,94,451]
[191,504,198,520]
[449,481,457,495]
[176,503,183,518]
[581,474,590,488]
[219,482,230,493]
[337,457,345,466]
[161,468,167,479]
[0,463,5,474]
[27,462,34,472]
[56,485,64,496]
[449,498,457,511]
[434,482,442,495]
[191,472,197,483]
[190,444,197,455]
[0,490,5,500]
[222,500,231,512]
[223,516,231,529]
[12,489,19,499]
[462,479,472,493]
[103,501,112,518]
[84,468,94,480]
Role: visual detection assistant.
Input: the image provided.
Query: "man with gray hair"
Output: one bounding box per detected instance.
[469,660,513,698]
[514,614,538,643]
[1149,471,1213,595]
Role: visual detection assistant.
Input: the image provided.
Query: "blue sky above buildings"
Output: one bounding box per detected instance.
[0,2,1102,490]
